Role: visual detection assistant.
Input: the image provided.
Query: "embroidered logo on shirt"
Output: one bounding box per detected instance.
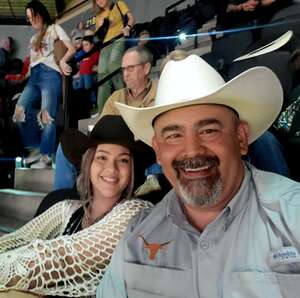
[138,235,173,261]
[268,246,300,267]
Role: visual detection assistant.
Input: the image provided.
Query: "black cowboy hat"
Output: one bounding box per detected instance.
[61,115,144,168]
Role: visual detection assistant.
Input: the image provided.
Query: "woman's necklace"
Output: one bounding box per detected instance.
[83,198,125,228]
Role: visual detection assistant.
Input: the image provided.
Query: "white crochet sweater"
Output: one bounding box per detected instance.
[0,198,153,297]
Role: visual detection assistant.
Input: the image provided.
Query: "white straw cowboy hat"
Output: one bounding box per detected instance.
[115,54,283,146]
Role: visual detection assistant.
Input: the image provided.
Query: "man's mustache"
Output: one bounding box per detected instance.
[172,155,220,171]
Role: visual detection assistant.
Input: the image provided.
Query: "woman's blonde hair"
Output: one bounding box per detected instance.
[76,145,135,224]
[93,0,112,14]
[160,50,189,73]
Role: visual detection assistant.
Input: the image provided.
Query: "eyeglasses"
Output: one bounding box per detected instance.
[121,63,143,73]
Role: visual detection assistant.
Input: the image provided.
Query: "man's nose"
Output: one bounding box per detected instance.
[184,134,206,156]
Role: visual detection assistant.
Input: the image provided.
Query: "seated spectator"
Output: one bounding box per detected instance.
[70,20,86,42]
[0,115,152,297]
[137,30,161,66]
[97,53,299,298]
[12,0,75,169]
[72,34,84,61]
[54,46,157,190]
[73,35,99,107]
[218,0,293,32]
[5,56,30,85]
[0,36,14,89]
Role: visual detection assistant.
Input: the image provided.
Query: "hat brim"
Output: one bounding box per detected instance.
[61,129,149,168]
[61,129,90,168]
[116,66,283,146]
[233,30,293,62]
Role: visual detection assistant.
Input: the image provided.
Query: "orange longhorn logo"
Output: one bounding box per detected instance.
[138,235,173,260]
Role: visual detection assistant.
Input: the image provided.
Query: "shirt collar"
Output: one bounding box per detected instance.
[126,79,152,97]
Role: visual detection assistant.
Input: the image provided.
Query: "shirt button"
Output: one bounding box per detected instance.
[200,240,210,250]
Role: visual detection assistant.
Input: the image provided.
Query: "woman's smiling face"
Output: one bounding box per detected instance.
[90,143,132,201]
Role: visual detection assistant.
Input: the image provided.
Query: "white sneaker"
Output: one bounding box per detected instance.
[30,155,52,169]
[23,149,41,166]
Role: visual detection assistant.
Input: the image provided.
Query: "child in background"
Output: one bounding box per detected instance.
[72,35,99,107]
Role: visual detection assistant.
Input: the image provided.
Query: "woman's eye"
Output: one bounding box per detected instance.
[120,158,129,164]
[96,155,106,161]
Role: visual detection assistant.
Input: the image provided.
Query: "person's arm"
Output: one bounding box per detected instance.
[261,0,276,6]
[0,200,76,254]
[0,199,152,297]
[122,11,135,36]
[54,24,76,76]
[117,1,135,36]
[59,39,75,76]
[227,0,258,12]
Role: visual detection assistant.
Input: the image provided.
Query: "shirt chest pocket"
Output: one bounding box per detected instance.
[124,262,193,298]
[223,271,300,298]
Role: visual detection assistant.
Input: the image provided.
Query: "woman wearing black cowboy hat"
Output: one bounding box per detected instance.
[0,115,153,297]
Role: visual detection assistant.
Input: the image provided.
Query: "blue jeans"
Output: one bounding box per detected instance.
[15,63,62,156]
[54,143,78,190]
[97,39,125,113]
[73,73,97,104]
[247,131,290,177]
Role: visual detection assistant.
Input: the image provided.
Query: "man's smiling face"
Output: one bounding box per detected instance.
[152,104,249,209]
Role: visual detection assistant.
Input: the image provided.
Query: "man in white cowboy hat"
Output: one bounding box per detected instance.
[97,54,300,297]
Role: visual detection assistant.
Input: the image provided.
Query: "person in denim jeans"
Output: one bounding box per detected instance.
[13,0,75,169]
[93,0,135,113]
[72,35,99,107]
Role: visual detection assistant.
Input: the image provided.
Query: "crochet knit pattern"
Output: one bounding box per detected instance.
[0,198,152,296]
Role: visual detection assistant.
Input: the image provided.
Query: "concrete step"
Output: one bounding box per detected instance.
[0,189,46,233]
[78,115,98,135]
[14,168,54,193]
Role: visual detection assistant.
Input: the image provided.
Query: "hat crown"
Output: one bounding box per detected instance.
[156,55,225,106]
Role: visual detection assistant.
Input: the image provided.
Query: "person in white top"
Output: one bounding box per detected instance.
[13,0,75,169]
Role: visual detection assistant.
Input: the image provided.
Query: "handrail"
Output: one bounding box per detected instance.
[165,0,188,15]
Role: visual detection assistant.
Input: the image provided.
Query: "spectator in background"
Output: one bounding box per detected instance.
[93,0,135,113]
[219,0,293,30]
[5,56,30,85]
[70,20,86,42]
[73,35,100,108]
[0,36,14,88]
[138,30,160,66]
[72,34,84,59]
[12,0,75,169]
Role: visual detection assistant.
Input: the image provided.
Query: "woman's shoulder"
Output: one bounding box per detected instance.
[116,1,130,11]
[120,198,153,209]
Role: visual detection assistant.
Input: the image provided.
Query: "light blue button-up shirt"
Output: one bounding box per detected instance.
[97,164,300,298]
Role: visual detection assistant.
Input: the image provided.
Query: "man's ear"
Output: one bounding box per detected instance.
[144,62,151,76]
[152,136,161,165]
[237,121,249,156]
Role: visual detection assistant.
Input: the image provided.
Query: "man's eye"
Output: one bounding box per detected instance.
[166,133,181,139]
[200,129,217,134]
